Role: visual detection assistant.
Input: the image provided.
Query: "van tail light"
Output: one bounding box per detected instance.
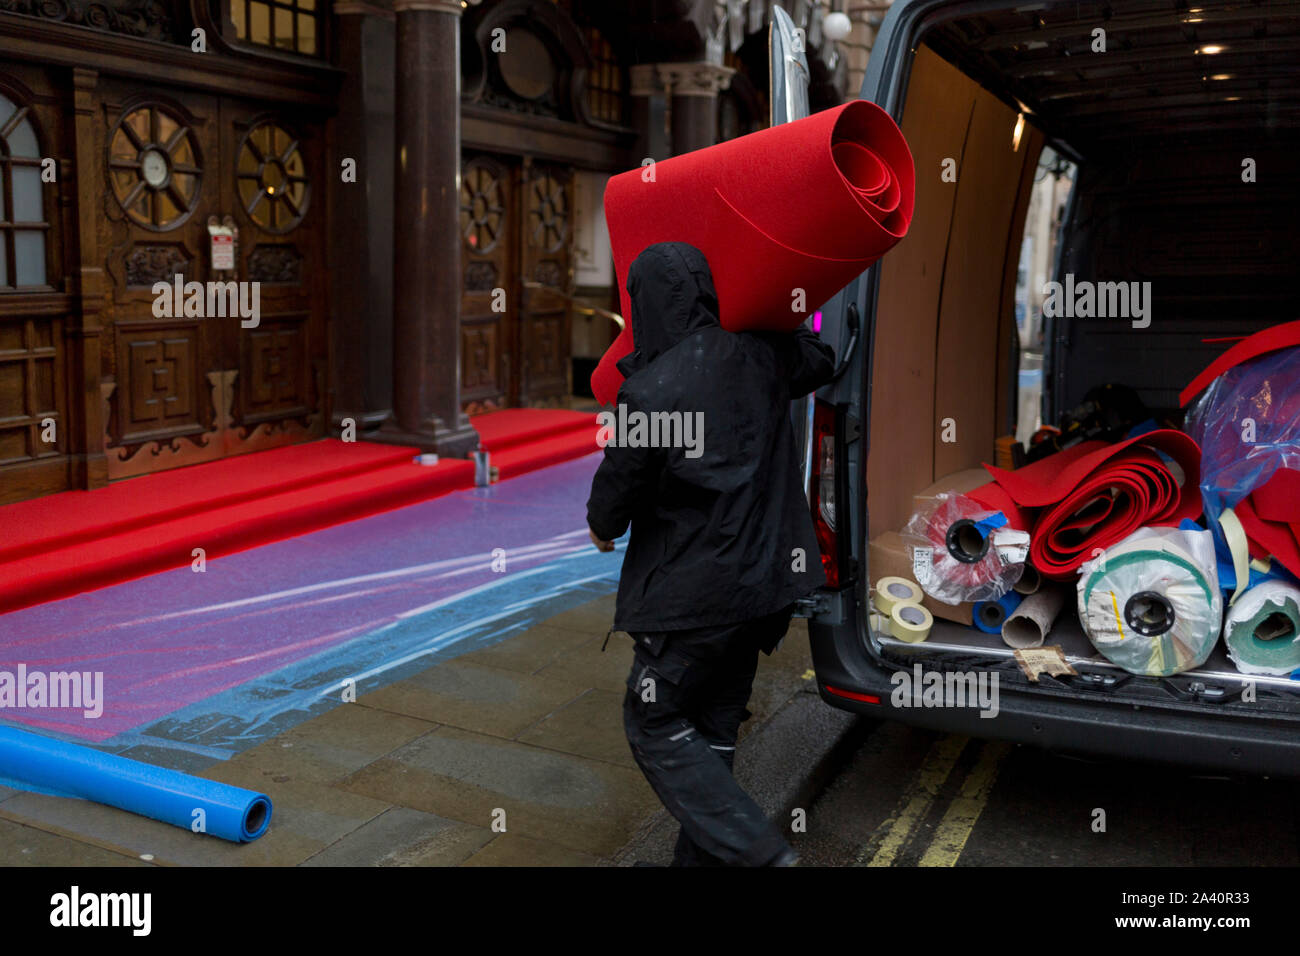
[824,685,881,704]
[810,399,840,588]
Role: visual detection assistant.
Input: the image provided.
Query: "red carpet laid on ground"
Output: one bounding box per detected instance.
[0,409,599,614]
[472,408,599,480]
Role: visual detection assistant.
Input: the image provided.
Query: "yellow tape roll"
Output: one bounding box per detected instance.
[889,602,933,643]
[876,576,924,615]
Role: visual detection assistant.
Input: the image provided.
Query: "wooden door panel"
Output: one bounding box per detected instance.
[518,161,573,405]
[241,316,310,422]
[98,84,224,478]
[222,105,326,450]
[460,153,514,410]
[461,320,502,394]
[119,326,201,439]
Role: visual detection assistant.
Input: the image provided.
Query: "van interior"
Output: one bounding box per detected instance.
[858,2,1300,708]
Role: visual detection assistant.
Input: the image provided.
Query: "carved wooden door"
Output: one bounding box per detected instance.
[223,100,327,455]
[99,84,326,479]
[460,153,574,411]
[459,152,515,413]
[517,159,574,406]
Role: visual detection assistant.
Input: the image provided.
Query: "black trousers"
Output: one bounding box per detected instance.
[623,605,795,867]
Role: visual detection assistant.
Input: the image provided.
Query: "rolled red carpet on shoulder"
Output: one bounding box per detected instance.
[591,99,915,405]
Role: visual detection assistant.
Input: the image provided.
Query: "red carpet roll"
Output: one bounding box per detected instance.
[1234,470,1300,574]
[592,99,915,404]
[976,430,1203,579]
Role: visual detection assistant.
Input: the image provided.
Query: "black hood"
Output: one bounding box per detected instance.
[616,242,720,377]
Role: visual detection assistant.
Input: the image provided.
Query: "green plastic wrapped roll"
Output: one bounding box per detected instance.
[1223,580,1300,676]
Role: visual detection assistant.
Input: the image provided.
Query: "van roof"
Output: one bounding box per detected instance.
[916,0,1299,153]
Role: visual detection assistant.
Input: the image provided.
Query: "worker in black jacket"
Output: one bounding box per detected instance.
[586,241,835,867]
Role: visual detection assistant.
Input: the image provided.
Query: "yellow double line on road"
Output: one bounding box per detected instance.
[860,734,1011,867]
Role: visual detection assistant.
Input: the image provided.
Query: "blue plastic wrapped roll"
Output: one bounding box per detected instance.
[0,726,271,842]
[972,591,1023,634]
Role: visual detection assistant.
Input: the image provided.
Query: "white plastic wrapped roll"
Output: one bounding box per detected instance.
[1077,526,1222,677]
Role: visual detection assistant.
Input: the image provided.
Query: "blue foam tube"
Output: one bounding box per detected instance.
[0,726,271,842]
[972,591,1024,635]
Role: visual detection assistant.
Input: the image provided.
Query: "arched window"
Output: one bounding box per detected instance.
[0,92,47,290]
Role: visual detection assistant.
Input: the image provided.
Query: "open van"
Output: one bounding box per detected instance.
[806,0,1300,775]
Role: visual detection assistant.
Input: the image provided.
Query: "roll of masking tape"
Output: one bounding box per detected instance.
[889,602,933,643]
[1223,579,1300,676]
[876,576,924,615]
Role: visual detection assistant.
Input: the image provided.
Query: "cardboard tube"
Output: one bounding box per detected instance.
[1002,582,1070,649]
[1013,564,1042,596]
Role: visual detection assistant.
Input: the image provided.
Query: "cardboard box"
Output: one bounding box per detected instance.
[917,467,991,500]
[868,530,974,626]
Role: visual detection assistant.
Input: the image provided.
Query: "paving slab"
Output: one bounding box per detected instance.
[338,725,659,858]
[361,659,589,738]
[301,807,493,866]
[454,622,597,675]
[514,688,635,768]
[224,704,440,786]
[536,596,617,636]
[535,633,635,694]
[461,832,604,867]
[0,816,148,866]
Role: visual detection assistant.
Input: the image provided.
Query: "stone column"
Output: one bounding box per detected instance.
[628,64,671,166]
[331,1,396,436]
[381,0,479,457]
[661,62,735,156]
[629,62,734,158]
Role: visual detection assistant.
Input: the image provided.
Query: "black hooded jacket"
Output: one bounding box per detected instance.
[586,242,836,633]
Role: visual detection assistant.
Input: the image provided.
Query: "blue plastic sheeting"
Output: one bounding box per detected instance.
[135,549,623,756]
[1185,347,1300,575]
[0,726,271,842]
